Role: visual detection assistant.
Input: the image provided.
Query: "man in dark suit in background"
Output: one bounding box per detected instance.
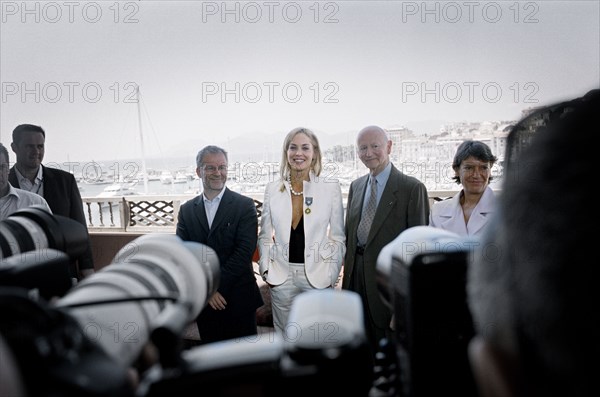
[176,145,263,343]
[343,125,430,362]
[9,124,94,279]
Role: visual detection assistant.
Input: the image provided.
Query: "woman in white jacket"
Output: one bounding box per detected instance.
[429,140,498,236]
[258,127,346,335]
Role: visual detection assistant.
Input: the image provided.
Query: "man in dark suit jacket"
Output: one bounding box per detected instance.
[9,124,94,279]
[176,145,263,344]
[343,125,430,362]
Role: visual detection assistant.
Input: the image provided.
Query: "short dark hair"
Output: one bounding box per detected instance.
[195,145,228,168]
[451,140,497,184]
[12,124,46,145]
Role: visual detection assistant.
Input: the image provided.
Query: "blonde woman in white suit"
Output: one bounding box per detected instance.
[258,127,346,335]
[429,140,498,236]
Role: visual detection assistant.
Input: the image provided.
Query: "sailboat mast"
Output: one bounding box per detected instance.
[136,86,149,194]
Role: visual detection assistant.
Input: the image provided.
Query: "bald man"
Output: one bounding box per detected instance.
[343,125,430,363]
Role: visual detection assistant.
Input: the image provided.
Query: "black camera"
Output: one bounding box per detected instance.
[0,206,89,261]
[0,210,373,396]
[376,226,480,397]
[1,206,90,293]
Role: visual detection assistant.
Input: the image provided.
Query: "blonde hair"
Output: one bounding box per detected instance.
[279,127,322,191]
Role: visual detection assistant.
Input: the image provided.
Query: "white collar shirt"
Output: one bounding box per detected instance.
[203,188,226,228]
[0,184,52,221]
[15,166,44,196]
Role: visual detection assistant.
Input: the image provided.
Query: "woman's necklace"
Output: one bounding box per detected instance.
[288,175,303,196]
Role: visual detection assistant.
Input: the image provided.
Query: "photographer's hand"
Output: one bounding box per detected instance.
[208,292,227,310]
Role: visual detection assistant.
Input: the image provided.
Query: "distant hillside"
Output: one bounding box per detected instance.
[155,123,443,163]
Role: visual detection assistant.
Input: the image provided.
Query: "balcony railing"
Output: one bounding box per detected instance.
[83,190,460,233]
[83,195,181,233]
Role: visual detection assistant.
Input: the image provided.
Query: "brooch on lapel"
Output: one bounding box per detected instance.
[304,196,313,214]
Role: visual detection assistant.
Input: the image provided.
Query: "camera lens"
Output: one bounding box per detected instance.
[57,234,219,366]
[0,206,88,261]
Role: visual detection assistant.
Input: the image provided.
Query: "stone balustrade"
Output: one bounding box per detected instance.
[83,190,459,233]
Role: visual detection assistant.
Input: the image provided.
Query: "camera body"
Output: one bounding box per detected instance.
[377,226,479,397]
[1,206,90,294]
[148,290,372,396]
[0,280,134,396]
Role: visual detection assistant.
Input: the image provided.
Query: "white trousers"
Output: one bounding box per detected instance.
[269,262,315,335]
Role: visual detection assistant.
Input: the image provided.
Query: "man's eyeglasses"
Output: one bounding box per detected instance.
[202,165,228,173]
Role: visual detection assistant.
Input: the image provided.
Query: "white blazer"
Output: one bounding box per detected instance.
[258,173,346,288]
[429,186,496,236]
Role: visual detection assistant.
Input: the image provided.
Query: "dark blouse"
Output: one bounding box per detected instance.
[289,215,305,263]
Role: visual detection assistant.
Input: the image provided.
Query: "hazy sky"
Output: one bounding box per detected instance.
[1,0,598,164]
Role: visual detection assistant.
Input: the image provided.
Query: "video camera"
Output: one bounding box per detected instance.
[376,226,480,397]
[0,208,373,396]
